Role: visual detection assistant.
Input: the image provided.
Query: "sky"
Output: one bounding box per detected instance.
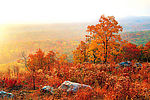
[0,0,149,24]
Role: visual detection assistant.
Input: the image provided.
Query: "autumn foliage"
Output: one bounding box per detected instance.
[73,15,123,64]
[73,16,150,64]
[0,15,150,100]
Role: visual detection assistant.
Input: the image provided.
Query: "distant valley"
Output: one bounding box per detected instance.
[0,16,149,64]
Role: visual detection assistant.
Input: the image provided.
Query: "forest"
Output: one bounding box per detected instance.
[0,15,150,100]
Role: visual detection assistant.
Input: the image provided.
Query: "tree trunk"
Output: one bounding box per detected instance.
[104,39,108,64]
[33,75,36,90]
[32,70,36,90]
[93,50,96,63]
[147,57,149,63]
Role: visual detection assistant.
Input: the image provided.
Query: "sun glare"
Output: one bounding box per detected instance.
[0,25,7,42]
[0,0,149,24]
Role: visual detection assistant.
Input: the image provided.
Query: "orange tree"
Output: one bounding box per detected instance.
[74,15,123,64]
[137,44,144,61]
[143,41,150,62]
[27,49,46,89]
[26,49,57,89]
[86,15,123,63]
[73,41,88,64]
[121,42,141,61]
[45,50,56,71]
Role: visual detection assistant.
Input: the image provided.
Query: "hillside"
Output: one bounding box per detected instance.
[0,40,80,64]
[119,16,150,32]
[0,16,150,64]
[121,30,150,45]
[0,16,150,42]
[0,23,86,42]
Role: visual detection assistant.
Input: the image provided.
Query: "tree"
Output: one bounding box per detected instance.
[137,44,144,61]
[26,49,57,89]
[27,49,45,90]
[143,41,150,62]
[73,41,88,64]
[45,51,56,71]
[86,15,123,63]
[21,51,30,71]
[27,49,45,72]
[121,42,141,61]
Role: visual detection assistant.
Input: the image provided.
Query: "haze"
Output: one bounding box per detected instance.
[0,0,149,24]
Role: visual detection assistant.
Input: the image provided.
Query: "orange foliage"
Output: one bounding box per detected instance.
[143,41,150,62]
[86,15,123,63]
[73,41,88,64]
[73,15,123,64]
[1,15,150,100]
[121,42,141,61]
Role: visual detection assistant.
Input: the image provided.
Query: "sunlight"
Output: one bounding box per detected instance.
[0,25,7,42]
[0,0,149,99]
[0,0,149,24]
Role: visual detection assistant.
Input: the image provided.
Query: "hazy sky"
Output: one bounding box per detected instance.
[0,0,149,24]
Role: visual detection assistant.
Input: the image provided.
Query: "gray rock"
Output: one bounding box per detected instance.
[41,86,54,94]
[0,91,14,98]
[58,81,92,93]
[119,61,132,67]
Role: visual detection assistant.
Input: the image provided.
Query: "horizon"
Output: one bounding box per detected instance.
[0,16,150,25]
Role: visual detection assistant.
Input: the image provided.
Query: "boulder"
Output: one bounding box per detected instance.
[41,86,54,94]
[135,62,142,67]
[0,91,14,98]
[58,81,92,93]
[119,61,132,67]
